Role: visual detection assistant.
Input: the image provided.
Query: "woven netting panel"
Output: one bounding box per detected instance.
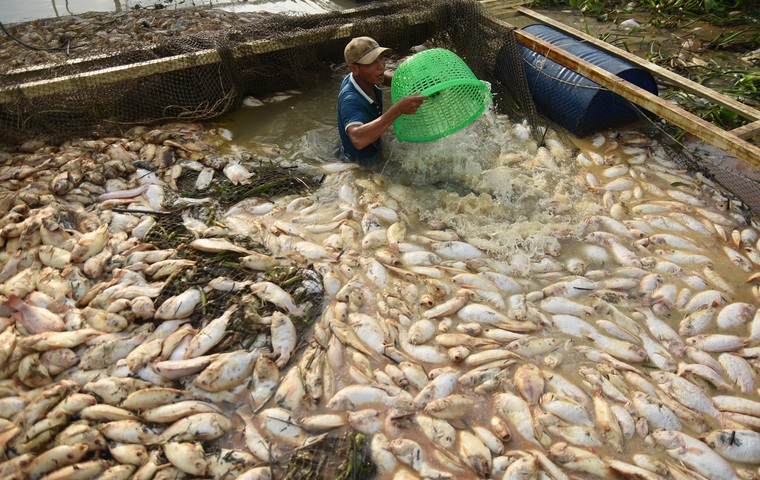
[662,132,760,217]
[0,0,537,145]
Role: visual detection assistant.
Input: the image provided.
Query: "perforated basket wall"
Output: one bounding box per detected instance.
[391,48,492,142]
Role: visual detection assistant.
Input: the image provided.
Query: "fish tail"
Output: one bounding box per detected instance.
[2,294,24,310]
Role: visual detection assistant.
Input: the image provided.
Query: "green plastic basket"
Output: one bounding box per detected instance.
[391,48,492,142]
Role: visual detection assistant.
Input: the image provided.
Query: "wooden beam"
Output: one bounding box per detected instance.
[514,6,760,123]
[514,28,760,169]
[731,119,760,140]
[0,50,221,103]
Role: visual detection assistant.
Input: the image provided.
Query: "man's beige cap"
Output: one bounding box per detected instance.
[344,36,391,65]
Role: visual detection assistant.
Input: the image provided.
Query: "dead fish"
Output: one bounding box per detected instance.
[299,413,347,432]
[686,334,749,353]
[125,337,165,372]
[541,392,594,428]
[326,385,405,411]
[99,419,159,444]
[240,251,283,271]
[26,443,89,480]
[152,354,222,380]
[432,241,485,260]
[423,394,474,420]
[258,407,309,444]
[206,448,257,479]
[548,442,610,477]
[3,295,66,334]
[494,393,541,447]
[82,376,153,407]
[120,388,197,412]
[163,442,208,476]
[715,302,755,329]
[457,429,492,476]
[652,429,739,479]
[251,281,305,316]
[346,409,383,435]
[38,245,72,269]
[718,353,755,393]
[270,311,296,367]
[144,259,196,279]
[423,290,471,319]
[70,223,110,263]
[79,330,149,370]
[194,349,260,392]
[631,391,682,431]
[154,288,203,320]
[33,459,111,480]
[195,167,215,190]
[98,184,150,201]
[238,410,273,463]
[184,305,237,359]
[702,429,760,464]
[158,412,232,443]
[189,238,254,255]
[223,160,253,185]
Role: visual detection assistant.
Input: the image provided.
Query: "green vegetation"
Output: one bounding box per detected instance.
[530,0,759,132]
[533,0,758,19]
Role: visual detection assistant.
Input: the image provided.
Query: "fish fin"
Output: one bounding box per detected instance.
[581,329,597,340]
[2,294,23,310]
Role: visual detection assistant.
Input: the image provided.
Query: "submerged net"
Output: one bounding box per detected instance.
[0,0,537,146]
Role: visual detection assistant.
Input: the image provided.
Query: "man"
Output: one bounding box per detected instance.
[337,36,428,163]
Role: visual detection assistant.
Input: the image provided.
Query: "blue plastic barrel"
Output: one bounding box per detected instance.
[515,24,658,137]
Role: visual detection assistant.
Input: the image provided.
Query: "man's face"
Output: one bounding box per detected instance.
[352,57,387,86]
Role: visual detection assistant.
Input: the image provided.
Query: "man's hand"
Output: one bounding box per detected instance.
[347,93,429,150]
[392,94,429,115]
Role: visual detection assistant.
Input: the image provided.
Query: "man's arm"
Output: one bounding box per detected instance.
[347,95,428,150]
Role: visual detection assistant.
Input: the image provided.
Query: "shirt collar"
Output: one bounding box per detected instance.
[350,74,376,105]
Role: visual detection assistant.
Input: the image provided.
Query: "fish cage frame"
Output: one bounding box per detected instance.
[0,0,537,146]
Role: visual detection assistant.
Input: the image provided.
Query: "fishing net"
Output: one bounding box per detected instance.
[0,0,537,146]
[141,163,323,339]
[281,431,376,480]
[622,108,760,218]
[656,127,759,220]
[1,0,758,212]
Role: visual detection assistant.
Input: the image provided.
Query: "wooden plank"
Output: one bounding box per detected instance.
[514,6,760,122]
[731,119,760,140]
[489,8,517,16]
[485,9,523,18]
[0,49,222,103]
[514,28,760,169]
[479,0,532,13]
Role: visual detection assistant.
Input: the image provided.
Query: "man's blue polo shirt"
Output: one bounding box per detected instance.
[337,74,383,162]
